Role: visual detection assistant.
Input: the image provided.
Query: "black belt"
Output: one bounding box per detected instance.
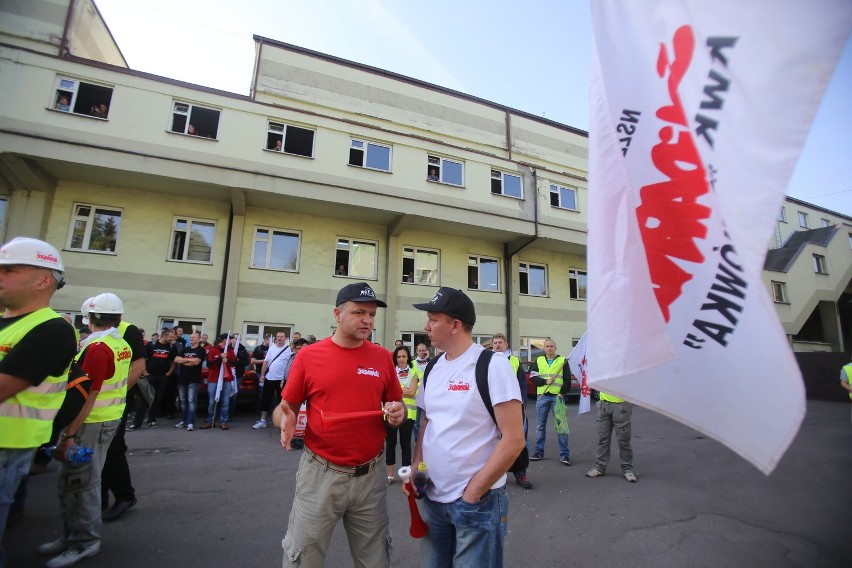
[305,447,383,477]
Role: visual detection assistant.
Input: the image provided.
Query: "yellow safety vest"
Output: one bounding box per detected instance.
[399,365,421,421]
[77,332,132,423]
[0,308,71,448]
[509,355,520,374]
[843,364,852,401]
[535,355,565,395]
[599,391,625,403]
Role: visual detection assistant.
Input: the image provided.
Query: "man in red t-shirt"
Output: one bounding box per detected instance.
[275,282,404,568]
[201,333,237,430]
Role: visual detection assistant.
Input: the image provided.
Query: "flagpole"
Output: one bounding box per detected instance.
[211,330,230,430]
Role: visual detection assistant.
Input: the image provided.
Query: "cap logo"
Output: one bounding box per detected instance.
[430,292,443,304]
[36,252,58,263]
[360,287,376,299]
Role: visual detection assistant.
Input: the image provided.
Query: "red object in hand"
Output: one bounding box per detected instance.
[398,466,428,538]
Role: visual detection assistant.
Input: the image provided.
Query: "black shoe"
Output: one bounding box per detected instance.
[515,475,533,489]
[103,497,137,522]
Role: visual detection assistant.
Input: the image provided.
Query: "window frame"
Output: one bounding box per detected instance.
[568,268,587,300]
[250,226,302,273]
[65,202,123,255]
[348,138,392,172]
[51,76,113,119]
[242,322,294,352]
[401,246,440,286]
[467,255,500,292]
[770,281,788,304]
[778,207,787,223]
[169,100,221,139]
[490,170,523,199]
[519,261,548,297]
[812,253,828,275]
[334,237,379,280]
[798,211,809,228]
[550,183,578,211]
[265,121,316,158]
[820,218,831,228]
[427,155,465,187]
[168,216,217,264]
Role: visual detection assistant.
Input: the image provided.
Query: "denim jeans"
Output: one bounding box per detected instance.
[0,447,37,567]
[420,485,509,568]
[534,394,569,458]
[177,382,199,426]
[594,400,634,473]
[206,381,231,424]
[57,419,120,547]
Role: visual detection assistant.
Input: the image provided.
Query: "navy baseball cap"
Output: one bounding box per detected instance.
[413,287,476,325]
[335,282,387,308]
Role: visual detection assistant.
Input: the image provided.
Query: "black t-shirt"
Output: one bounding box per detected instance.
[146,340,174,375]
[252,344,269,374]
[52,361,91,435]
[177,345,206,385]
[122,323,146,363]
[0,313,77,386]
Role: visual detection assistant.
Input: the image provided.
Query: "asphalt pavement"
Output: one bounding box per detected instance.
[5,399,851,568]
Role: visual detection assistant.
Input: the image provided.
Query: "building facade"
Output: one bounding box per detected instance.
[1,0,849,356]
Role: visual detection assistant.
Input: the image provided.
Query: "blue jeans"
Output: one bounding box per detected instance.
[177,383,199,426]
[534,394,569,458]
[0,447,37,567]
[420,486,508,568]
[206,381,231,424]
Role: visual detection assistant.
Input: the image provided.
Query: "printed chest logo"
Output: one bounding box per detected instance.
[448,377,471,392]
[357,367,380,378]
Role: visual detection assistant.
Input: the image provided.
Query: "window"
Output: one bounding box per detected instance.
[402,246,439,285]
[170,101,220,138]
[335,238,378,279]
[519,262,547,296]
[771,281,788,303]
[348,139,391,171]
[798,211,809,228]
[812,254,827,274]
[519,337,548,363]
[778,207,787,222]
[569,268,587,300]
[427,155,464,186]
[242,322,293,352]
[399,332,432,355]
[820,218,831,228]
[266,121,315,157]
[491,170,523,198]
[169,217,216,263]
[158,317,205,336]
[52,76,113,118]
[251,227,300,271]
[67,203,122,253]
[550,184,578,210]
[468,256,499,292]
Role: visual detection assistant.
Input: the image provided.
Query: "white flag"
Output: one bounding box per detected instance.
[568,333,591,415]
[588,0,850,474]
[215,331,230,403]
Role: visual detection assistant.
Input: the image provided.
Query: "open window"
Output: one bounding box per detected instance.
[53,77,113,118]
[335,238,378,279]
[348,139,391,171]
[170,101,220,139]
[266,121,315,157]
[491,170,523,198]
[427,155,464,186]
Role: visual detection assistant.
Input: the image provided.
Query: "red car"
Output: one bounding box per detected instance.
[197,366,259,404]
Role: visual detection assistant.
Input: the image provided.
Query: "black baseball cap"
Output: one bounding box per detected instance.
[335,282,387,308]
[413,287,476,325]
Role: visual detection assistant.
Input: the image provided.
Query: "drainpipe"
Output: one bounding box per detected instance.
[215,205,234,334]
[59,0,76,58]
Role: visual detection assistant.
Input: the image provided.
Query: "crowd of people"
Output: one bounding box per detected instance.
[0,235,646,568]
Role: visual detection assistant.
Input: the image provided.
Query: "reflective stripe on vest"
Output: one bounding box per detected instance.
[0,308,71,448]
[77,332,131,423]
[535,356,565,395]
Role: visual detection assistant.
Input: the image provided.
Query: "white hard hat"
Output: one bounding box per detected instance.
[0,237,64,272]
[87,292,124,315]
[80,296,95,325]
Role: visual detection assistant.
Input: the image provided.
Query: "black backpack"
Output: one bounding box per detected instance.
[422,349,530,474]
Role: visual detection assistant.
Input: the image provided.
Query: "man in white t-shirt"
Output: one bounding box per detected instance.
[409,288,524,568]
[253,332,290,429]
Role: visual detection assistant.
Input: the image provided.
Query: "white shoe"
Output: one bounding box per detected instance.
[252,419,267,429]
[186,424,195,431]
[38,539,67,556]
[45,542,100,568]
[174,422,185,429]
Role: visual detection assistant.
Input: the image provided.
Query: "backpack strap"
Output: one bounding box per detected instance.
[475,349,497,424]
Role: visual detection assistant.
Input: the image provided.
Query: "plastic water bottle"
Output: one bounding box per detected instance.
[413,462,429,499]
[44,444,94,464]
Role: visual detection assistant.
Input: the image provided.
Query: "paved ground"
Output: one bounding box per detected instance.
[5,399,851,568]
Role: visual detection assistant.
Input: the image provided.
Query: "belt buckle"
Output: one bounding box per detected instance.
[353,463,370,477]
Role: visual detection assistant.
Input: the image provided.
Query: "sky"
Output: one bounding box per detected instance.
[95,0,851,215]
